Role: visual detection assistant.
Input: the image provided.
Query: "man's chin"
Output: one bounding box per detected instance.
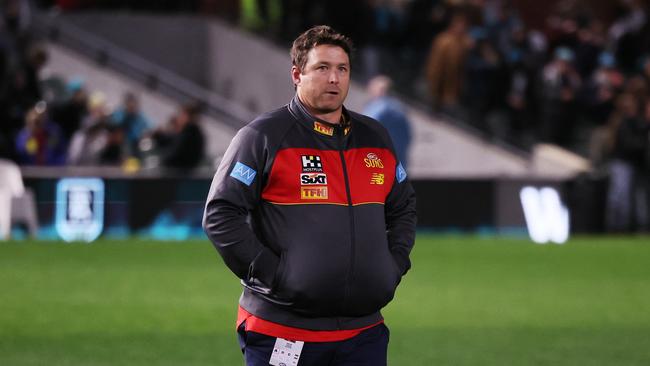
[314,102,343,114]
[314,107,337,114]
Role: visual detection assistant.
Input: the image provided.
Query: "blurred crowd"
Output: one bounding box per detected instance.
[1,0,206,171]
[4,0,650,231]
[417,0,650,161]
[227,0,650,161]
[37,0,650,153]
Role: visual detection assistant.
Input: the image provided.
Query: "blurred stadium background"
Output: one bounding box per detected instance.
[1,0,649,365]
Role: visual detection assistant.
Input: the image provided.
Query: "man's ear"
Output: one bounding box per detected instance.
[291,65,301,87]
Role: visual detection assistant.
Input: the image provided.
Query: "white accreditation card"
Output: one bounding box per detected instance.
[269,338,304,366]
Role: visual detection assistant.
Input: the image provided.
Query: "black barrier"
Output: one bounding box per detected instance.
[23,177,210,240]
[21,174,609,240]
[412,180,495,230]
[411,177,607,234]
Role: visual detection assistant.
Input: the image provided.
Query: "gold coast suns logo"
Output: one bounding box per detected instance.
[364,152,384,169]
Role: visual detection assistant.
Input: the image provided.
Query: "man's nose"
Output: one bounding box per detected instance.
[329,71,339,84]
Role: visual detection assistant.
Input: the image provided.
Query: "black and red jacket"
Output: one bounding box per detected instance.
[203,96,416,331]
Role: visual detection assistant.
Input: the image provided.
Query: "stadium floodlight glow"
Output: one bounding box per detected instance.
[519,186,570,244]
[55,178,105,243]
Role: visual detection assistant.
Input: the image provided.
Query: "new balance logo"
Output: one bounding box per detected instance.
[370,173,385,185]
[519,186,570,244]
[230,161,257,186]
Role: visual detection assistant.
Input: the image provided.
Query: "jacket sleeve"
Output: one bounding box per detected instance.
[385,163,417,276]
[202,125,279,288]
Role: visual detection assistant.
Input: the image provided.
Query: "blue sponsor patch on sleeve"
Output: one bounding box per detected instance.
[396,162,407,183]
[230,161,257,186]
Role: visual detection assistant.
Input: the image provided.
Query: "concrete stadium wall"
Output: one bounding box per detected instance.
[61,12,211,88]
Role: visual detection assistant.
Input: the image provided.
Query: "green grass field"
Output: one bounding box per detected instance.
[1,235,650,365]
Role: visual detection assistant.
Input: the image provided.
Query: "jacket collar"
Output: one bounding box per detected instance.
[288,95,351,137]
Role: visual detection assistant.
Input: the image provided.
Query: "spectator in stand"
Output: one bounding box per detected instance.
[574,20,606,80]
[111,92,150,158]
[1,0,32,52]
[363,75,412,170]
[507,23,543,69]
[608,0,647,74]
[1,1,38,162]
[50,77,88,143]
[67,91,113,165]
[358,0,410,82]
[622,73,649,103]
[605,93,650,232]
[501,23,546,145]
[239,0,281,34]
[426,12,473,115]
[3,44,48,140]
[14,101,66,165]
[402,0,450,82]
[583,52,624,127]
[152,102,205,170]
[584,52,625,166]
[99,125,126,165]
[485,0,522,60]
[539,46,581,146]
[463,27,508,132]
[543,0,590,52]
[504,49,536,147]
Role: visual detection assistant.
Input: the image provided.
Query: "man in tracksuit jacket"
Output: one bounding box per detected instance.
[203,25,416,365]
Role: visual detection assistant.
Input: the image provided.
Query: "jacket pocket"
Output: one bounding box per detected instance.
[247,247,280,294]
[271,250,286,290]
[344,250,402,316]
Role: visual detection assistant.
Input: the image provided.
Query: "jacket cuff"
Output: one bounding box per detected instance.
[248,247,280,287]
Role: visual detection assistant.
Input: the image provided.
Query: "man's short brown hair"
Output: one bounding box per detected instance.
[290,25,353,71]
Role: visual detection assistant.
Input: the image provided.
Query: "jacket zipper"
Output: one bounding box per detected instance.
[336,124,355,325]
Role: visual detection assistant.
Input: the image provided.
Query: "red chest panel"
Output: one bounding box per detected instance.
[262,148,396,205]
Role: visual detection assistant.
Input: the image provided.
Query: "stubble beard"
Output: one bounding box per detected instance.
[314,94,344,114]
[298,88,344,116]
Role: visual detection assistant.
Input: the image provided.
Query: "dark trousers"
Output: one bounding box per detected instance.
[237,323,389,366]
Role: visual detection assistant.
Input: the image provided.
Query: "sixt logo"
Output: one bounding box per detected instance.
[301,173,327,185]
[364,152,384,168]
[300,186,328,199]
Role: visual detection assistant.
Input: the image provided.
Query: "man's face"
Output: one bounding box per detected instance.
[292,45,350,117]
